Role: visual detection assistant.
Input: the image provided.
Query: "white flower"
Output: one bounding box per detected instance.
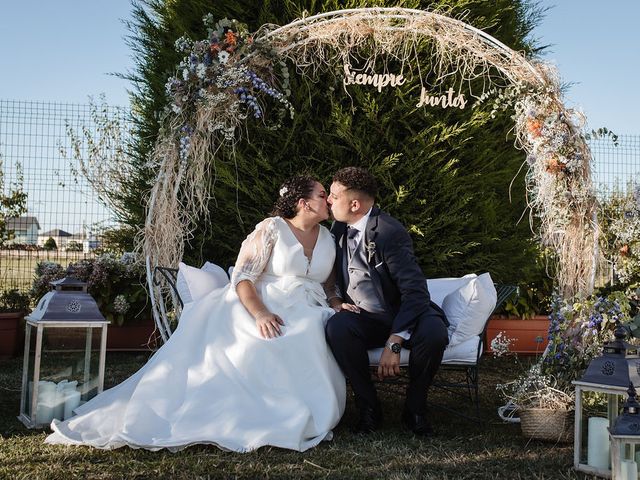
[279,186,288,197]
[196,63,207,79]
[182,68,190,81]
[490,331,514,358]
[218,51,230,64]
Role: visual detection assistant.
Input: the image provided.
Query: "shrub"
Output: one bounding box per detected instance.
[30,254,149,326]
[0,289,31,313]
[43,237,57,250]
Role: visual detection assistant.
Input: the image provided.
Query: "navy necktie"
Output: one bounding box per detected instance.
[347,227,359,259]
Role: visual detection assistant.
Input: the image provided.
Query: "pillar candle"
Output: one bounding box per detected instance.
[63,389,81,420]
[624,460,639,480]
[53,382,67,421]
[35,381,56,424]
[587,417,610,469]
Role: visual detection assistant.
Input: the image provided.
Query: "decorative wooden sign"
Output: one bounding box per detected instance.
[342,63,468,110]
[342,63,405,92]
[416,87,467,109]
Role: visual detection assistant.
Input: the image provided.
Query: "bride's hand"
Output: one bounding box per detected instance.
[255,311,285,339]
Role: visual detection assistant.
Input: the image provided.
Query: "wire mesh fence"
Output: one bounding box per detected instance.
[0,99,131,293]
[591,134,640,196]
[0,100,639,296]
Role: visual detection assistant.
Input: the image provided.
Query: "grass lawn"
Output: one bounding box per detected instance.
[0,353,592,479]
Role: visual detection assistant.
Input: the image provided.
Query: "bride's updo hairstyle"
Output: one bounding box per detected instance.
[272,175,317,219]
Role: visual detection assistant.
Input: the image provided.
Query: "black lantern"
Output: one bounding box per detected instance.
[609,384,640,480]
[18,273,109,428]
[581,325,640,387]
[574,325,640,477]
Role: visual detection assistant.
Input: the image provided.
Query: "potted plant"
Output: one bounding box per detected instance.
[0,288,31,358]
[487,279,553,354]
[486,248,555,354]
[498,361,574,442]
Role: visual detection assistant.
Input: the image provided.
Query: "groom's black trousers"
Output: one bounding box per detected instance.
[326,308,448,415]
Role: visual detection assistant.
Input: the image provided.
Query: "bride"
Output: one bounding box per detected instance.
[46,175,347,452]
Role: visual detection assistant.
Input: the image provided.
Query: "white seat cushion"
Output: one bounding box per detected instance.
[368,336,482,367]
[442,273,497,347]
[176,261,229,304]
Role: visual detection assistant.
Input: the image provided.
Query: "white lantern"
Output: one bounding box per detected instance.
[18,275,109,428]
[573,326,640,477]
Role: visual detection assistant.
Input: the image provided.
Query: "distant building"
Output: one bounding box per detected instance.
[5,216,40,244]
[38,229,72,250]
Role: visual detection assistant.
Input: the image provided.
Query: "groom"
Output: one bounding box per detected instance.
[325,167,449,436]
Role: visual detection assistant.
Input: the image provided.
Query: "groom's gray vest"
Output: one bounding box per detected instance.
[343,235,386,314]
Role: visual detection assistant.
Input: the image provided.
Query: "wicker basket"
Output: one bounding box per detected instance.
[518,408,574,443]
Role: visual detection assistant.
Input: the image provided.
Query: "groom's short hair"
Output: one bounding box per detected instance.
[333,167,378,200]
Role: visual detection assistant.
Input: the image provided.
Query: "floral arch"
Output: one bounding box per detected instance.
[143,7,597,342]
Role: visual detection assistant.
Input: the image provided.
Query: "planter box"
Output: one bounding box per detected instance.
[0,311,25,359]
[106,318,160,351]
[485,315,550,355]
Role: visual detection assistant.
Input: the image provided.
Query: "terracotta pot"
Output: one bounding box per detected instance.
[0,311,26,359]
[106,318,160,351]
[485,315,550,355]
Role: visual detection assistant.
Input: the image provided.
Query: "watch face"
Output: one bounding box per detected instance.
[391,343,402,354]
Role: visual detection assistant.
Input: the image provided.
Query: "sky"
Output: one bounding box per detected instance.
[0,0,638,132]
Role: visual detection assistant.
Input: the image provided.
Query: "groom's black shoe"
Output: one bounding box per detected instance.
[402,407,435,437]
[352,404,383,434]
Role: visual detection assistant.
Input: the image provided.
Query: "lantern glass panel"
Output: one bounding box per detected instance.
[576,389,615,469]
[24,324,104,426]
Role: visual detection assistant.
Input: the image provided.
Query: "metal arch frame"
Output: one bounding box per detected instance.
[146,8,547,342]
[260,7,545,86]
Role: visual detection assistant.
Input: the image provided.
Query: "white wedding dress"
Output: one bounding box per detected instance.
[46,217,346,452]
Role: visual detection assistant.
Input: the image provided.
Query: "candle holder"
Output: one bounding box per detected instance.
[18,274,109,429]
[609,384,640,480]
[573,325,640,478]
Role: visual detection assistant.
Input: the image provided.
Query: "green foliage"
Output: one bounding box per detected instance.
[64,241,83,252]
[543,291,632,387]
[0,289,30,313]
[0,156,28,246]
[124,0,545,284]
[43,237,57,250]
[597,185,640,286]
[30,255,149,326]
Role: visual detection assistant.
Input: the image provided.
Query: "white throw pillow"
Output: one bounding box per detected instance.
[427,274,478,307]
[442,273,497,347]
[176,261,229,304]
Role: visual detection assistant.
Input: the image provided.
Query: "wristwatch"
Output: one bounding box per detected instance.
[385,341,402,354]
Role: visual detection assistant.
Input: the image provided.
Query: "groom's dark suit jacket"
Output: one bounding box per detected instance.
[331,207,447,335]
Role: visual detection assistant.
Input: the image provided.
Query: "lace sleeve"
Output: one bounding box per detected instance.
[230,217,278,290]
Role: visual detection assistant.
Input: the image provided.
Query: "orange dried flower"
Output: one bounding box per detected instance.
[210,44,220,53]
[225,31,237,46]
[620,244,630,257]
[527,118,543,137]
[545,157,566,174]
